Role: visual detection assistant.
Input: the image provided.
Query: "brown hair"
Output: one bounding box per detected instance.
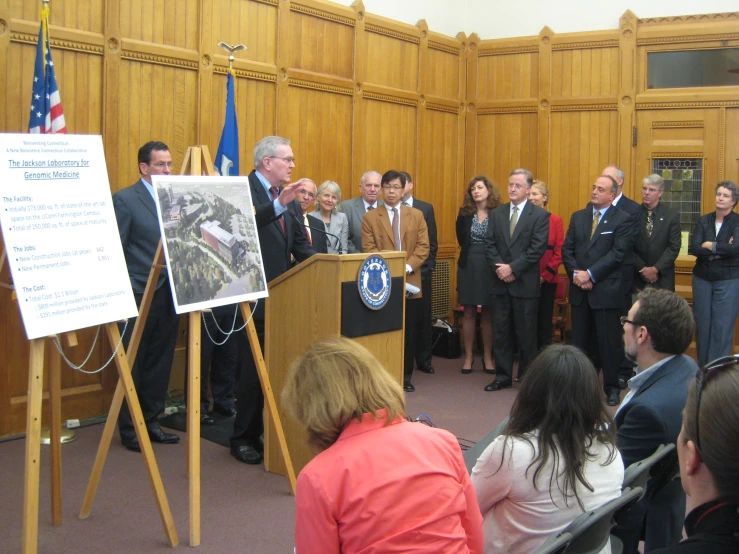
[531,180,550,208]
[460,175,501,216]
[282,337,405,452]
[634,289,694,355]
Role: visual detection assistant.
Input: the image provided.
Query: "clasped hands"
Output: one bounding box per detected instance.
[639,266,659,283]
[572,270,593,290]
[495,263,516,283]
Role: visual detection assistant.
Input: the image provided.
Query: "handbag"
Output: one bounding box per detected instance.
[431,319,461,359]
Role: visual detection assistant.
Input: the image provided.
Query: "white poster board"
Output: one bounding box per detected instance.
[0,134,137,339]
[151,175,268,314]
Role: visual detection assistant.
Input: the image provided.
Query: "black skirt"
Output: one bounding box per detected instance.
[457,243,492,307]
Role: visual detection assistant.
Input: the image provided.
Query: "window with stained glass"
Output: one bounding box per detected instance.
[651,158,703,237]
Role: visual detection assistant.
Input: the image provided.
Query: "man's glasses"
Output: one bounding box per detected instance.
[694,355,739,451]
[269,156,295,164]
[620,316,637,327]
[381,185,403,191]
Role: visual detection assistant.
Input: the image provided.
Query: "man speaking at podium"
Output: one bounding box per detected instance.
[113,141,181,452]
[230,136,316,465]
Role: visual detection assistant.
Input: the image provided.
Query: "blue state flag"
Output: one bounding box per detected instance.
[214,72,239,176]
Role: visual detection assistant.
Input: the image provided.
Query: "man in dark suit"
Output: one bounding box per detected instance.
[484,168,549,391]
[400,171,438,375]
[602,165,641,388]
[613,289,698,553]
[113,141,181,452]
[340,170,383,253]
[362,170,429,392]
[230,136,316,465]
[634,174,682,292]
[296,179,328,255]
[562,175,632,405]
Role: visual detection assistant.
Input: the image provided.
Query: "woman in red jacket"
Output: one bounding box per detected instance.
[529,180,564,351]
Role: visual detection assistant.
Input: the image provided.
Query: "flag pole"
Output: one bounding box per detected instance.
[217,41,247,75]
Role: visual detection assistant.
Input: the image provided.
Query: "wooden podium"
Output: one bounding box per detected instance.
[261,252,407,476]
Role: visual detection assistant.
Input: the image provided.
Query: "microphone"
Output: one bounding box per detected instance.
[289,211,344,254]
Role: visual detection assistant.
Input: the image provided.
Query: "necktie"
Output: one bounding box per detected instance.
[402,201,409,207]
[646,210,654,238]
[367,204,375,212]
[270,186,286,234]
[509,206,519,237]
[303,214,312,245]
[591,210,601,238]
[392,207,401,250]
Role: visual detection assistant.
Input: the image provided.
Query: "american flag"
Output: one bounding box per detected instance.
[28,8,66,134]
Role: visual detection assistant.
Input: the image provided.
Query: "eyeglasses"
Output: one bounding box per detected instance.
[268,156,295,164]
[299,191,316,199]
[620,316,637,327]
[508,183,524,190]
[381,185,403,191]
[694,355,739,452]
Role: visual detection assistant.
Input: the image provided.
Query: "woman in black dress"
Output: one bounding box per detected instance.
[456,176,502,374]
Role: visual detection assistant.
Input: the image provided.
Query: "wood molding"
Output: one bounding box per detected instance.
[290,2,355,27]
[10,31,104,55]
[213,65,276,83]
[638,12,739,25]
[637,32,739,45]
[428,40,461,55]
[478,45,538,56]
[651,152,704,158]
[636,100,739,109]
[365,23,419,44]
[288,78,353,96]
[651,121,704,128]
[551,40,618,50]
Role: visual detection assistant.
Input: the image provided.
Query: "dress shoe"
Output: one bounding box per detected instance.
[461,360,474,375]
[607,391,621,406]
[418,365,435,374]
[230,444,263,465]
[212,404,237,418]
[403,382,415,392]
[514,373,525,383]
[482,360,495,375]
[121,435,141,452]
[148,426,180,444]
[618,378,628,390]
[200,413,216,426]
[484,381,511,392]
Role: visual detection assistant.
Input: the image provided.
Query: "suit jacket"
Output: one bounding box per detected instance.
[689,210,739,281]
[562,205,632,309]
[540,212,564,283]
[340,196,383,253]
[410,198,438,277]
[302,213,328,254]
[615,354,699,549]
[484,201,549,298]
[361,204,429,298]
[113,179,168,293]
[248,170,315,286]
[613,194,641,295]
[309,209,349,254]
[633,202,682,291]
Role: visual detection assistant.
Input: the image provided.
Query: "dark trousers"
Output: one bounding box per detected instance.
[414,273,433,369]
[118,286,180,441]
[537,281,557,351]
[492,294,538,385]
[571,302,623,394]
[230,318,264,449]
[618,266,636,381]
[404,298,423,383]
[195,306,240,413]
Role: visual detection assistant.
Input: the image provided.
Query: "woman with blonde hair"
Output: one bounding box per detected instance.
[283,337,484,554]
[311,180,349,254]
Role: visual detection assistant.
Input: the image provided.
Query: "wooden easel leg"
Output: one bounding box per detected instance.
[22,339,46,554]
[187,311,201,546]
[103,322,179,546]
[239,303,297,494]
[48,339,63,525]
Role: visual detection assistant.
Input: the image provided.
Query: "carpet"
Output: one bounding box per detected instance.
[159,411,234,448]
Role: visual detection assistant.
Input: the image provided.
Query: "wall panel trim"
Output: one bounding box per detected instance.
[290,3,355,27]
[214,66,277,83]
[288,78,353,95]
[365,23,419,44]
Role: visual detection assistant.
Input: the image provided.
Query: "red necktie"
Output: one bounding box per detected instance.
[270,186,286,234]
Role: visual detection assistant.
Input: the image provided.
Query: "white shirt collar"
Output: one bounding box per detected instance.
[403,196,414,207]
[511,198,527,214]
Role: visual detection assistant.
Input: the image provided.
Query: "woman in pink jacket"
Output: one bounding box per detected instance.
[283,337,484,554]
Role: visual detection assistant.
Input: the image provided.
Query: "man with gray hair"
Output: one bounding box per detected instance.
[340,170,383,253]
[633,174,682,292]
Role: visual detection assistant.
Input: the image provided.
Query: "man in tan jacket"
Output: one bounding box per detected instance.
[362,170,429,392]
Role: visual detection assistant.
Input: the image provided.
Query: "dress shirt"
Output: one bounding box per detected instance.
[510,199,528,220]
[472,431,623,554]
[295,410,484,554]
[363,199,377,212]
[141,178,156,202]
[404,196,414,207]
[615,355,675,418]
[613,193,623,207]
[254,170,287,216]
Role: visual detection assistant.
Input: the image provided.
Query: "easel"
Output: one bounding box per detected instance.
[80,145,297,547]
[0,243,179,553]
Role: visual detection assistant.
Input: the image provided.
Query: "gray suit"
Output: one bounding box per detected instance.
[339,196,383,253]
[634,202,682,291]
[309,209,349,254]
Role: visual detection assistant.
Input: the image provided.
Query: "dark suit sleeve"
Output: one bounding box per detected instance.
[456,213,466,247]
[289,202,316,262]
[716,216,739,258]
[617,404,665,469]
[588,214,630,282]
[654,210,682,273]
[562,214,578,277]
[484,211,503,270]
[425,205,438,271]
[509,210,549,276]
[112,193,132,249]
[689,216,714,259]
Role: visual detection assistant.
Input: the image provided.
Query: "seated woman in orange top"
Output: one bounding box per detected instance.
[283,337,484,554]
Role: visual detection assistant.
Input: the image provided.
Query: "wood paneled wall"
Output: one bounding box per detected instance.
[1,2,738,436]
[0,0,466,436]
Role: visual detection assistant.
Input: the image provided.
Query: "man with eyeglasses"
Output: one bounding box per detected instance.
[362,170,429,392]
[341,170,383,253]
[563,175,632,407]
[113,141,182,452]
[296,179,328,255]
[483,169,549,391]
[612,289,699,554]
[228,135,316,465]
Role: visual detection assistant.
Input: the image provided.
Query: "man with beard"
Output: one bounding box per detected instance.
[612,289,699,553]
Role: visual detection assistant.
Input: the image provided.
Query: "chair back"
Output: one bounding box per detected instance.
[464,416,510,474]
[622,443,676,492]
[555,275,568,301]
[532,531,573,554]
